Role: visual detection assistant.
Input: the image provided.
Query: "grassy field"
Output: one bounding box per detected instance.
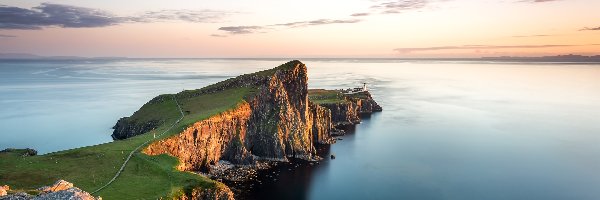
[308,89,347,104]
[0,87,253,199]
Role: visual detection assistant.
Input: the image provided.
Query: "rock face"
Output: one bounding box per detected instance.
[179,183,234,200]
[0,180,100,200]
[111,117,160,140]
[144,61,333,172]
[321,102,360,127]
[144,103,253,171]
[321,91,382,127]
[0,185,7,197]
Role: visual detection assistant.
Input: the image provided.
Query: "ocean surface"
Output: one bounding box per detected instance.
[1,59,599,200]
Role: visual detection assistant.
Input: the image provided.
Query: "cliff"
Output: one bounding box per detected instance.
[309,89,382,127]
[178,183,234,200]
[143,60,333,172]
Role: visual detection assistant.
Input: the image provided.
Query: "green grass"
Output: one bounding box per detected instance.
[0,87,254,199]
[308,89,347,104]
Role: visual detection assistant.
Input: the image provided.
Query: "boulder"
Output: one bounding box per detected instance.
[39,180,73,193]
[0,185,8,196]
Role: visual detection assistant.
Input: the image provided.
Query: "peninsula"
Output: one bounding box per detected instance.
[0,60,381,199]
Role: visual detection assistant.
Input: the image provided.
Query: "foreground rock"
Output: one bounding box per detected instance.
[0,180,100,200]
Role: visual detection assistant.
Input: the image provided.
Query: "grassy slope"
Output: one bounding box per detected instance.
[0,87,252,199]
[0,60,299,199]
[308,89,347,104]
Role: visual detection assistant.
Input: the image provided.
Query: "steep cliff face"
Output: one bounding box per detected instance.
[321,102,360,127]
[144,61,333,172]
[310,102,334,144]
[320,91,383,127]
[351,92,383,114]
[144,103,253,171]
[179,183,234,200]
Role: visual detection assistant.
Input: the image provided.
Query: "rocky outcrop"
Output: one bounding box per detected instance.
[0,185,7,197]
[0,180,100,200]
[321,91,382,128]
[310,102,334,144]
[351,92,383,114]
[111,117,160,140]
[321,102,360,127]
[144,61,333,172]
[0,148,37,157]
[179,183,234,200]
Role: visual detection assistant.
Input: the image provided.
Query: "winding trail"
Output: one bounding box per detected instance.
[91,95,184,194]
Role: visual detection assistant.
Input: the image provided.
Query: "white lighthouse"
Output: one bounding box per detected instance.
[363,82,368,91]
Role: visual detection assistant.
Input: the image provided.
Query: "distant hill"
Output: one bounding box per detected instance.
[0,53,126,60]
[480,54,600,62]
[0,53,45,59]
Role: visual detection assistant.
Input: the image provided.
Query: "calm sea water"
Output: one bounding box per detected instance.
[1,59,599,200]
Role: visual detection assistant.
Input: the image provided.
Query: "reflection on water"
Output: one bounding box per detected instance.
[1,59,599,200]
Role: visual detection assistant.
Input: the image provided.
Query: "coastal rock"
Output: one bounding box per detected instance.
[0,180,99,200]
[179,183,234,200]
[321,91,382,128]
[0,185,7,197]
[38,180,73,192]
[310,102,334,144]
[35,187,98,200]
[111,117,160,140]
[144,103,253,171]
[321,102,360,127]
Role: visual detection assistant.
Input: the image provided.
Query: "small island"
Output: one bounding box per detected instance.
[0,60,381,199]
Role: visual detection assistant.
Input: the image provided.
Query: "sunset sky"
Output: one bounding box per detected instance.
[0,0,599,58]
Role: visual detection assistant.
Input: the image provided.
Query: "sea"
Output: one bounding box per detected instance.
[1,59,599,200]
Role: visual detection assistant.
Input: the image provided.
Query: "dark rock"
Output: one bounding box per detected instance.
[111,117,160,140]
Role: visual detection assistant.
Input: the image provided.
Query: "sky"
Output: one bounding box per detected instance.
[0,0,599,58]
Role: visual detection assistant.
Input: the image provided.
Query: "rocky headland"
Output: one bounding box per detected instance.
[112,60,382,198]
[0,60,381,200]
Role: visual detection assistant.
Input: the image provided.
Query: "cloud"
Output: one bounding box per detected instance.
[218,26,265,34]
[210,34,227,37]
[371,0,429,14]
[0,3,230,30]
[351,13,370,17]
[0,34,16,38]
[274,19,361,28]
[0,3,119,29]
[217,18,361,35]
[129,10,233,23]
[512,34,552,38]
[519,0,561,2]
[580,26,600,31]
[394,44,590,53]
